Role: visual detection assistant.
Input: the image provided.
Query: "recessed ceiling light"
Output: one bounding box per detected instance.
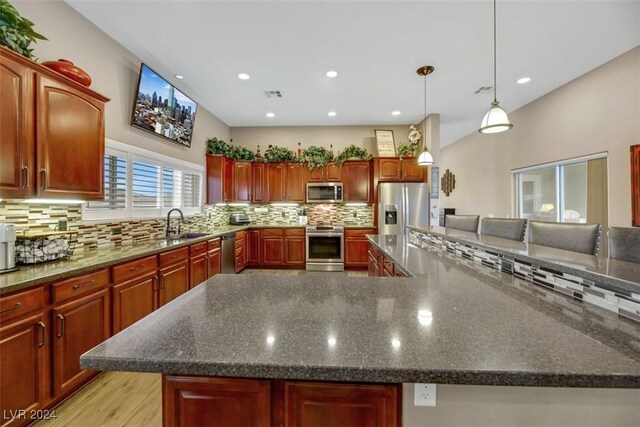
[237,73,250,80]
[174,74,184,80]
[266,112,275,118]
[392,111,401,116]
[328,111,337,117]
[517,76,531,84]
[326,70,338,78]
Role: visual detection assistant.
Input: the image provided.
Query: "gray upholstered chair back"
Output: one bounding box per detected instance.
[481,218,527,241]
[609,227,640,263]
[445,215,480,233]
[528,221,602,255]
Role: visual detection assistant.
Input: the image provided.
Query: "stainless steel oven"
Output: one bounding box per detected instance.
[306,183,343,203]
[305,225,344,271]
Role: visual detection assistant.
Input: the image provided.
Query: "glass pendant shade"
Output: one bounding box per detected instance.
[478,100,513,134]
[417,149,434,166]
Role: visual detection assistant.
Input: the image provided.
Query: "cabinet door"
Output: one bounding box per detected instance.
[163,376,270,427]
[283,382,399,427]
[189,254,208,289]
[0,52,34,198]
[343,161,371,202]
[223,157,234,202]
[112,273,158,334]
[267,163,286,202]
[632,144,640,227]
[36,74,105,199]
[206,155,223,205]
[286,163,306,202]
[345,237,371,268]
[325,163,342,182]
[207,248,221,279]
[159,261,189,307]
[0,313,48,427]
[252,162,266,203]
[377,158,401,181]
[262,237,284,265]
[401,158,426,182]
[368,254,378,277]
[234,161,252,202]
[247,229,261,265]
[52,289,109,397]
[284,237,305,266]
[307,165,325,182]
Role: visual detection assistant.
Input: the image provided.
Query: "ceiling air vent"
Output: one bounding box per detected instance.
[474,86,493,94]
[264,90,283,98]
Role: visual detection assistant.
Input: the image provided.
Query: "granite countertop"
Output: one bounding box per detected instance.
[0,225,249,295]
[81,270,640,388]
[409,225,640,295]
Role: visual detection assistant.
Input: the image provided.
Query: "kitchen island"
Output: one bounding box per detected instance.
[80,237,640,426]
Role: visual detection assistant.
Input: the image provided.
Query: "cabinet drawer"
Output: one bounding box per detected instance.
[383,257,394,275]
[235,246,244,258]
[112,255,158,283]
[369,247,381,258]
[207,238,221,250]
[159,247,189,267]
[52,269,109,303]
[189,241,207,256]
[261,228,284,237]
[0,286,45,322]
[345,228,375,237]
[284,228,305,237]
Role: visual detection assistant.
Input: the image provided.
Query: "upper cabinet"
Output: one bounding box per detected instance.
[285,163,306,202]
[233,161,252,203]
[0,46,110,200]
[206,155,234,204]
[308,162,342,183]
[373,157,427,182]
[266,162,306,203]
[632,144,640,227]
[342,161,371,203]
[266,162,287,202]
[252,162,266,204]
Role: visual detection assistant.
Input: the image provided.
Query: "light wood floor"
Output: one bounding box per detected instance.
[35,372,161,427]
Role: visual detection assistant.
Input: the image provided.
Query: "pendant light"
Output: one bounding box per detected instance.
[478,0,513,134]
[416,65,434,166]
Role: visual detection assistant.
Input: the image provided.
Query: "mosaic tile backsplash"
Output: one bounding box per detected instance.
[0,201,373,251]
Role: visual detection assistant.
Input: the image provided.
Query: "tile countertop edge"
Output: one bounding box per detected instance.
[406,226,640,296]
[0,226,250,295]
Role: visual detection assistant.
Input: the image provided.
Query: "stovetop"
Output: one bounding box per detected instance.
[305,224,344,232]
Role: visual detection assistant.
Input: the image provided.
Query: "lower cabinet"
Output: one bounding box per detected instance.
[162,376,400,427]
[159,260,189,307]
[284,229,305,266]
[189,241,208,289]
[260,228,306,267]
[112,271,158,334]
[345,229,376,269]
[247,229,261,266]
[235,230,248,273]
[262,229,285,266]
[207,238,221,279]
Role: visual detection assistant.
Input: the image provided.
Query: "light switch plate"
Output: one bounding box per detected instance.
[414,383,437,406]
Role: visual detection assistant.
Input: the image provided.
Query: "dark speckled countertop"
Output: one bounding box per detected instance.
[81,267,640,388]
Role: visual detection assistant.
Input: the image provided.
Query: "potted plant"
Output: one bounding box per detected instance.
[206,137,232,156]
[301,146,331,170]
[397,141,419,158]
[0,1,47,60]
[263,145,297,162]
[334,145,372,165]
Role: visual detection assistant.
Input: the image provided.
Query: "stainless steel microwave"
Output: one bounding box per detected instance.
[306,182,343,203]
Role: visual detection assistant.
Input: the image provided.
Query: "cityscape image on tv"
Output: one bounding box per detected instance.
[132,64,197,147]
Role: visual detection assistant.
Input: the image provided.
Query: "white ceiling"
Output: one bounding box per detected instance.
[66,1,640,147]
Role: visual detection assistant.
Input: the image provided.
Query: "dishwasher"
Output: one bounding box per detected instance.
[220,233,236,274]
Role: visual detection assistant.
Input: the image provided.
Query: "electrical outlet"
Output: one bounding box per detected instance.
[352,212,357,218]
[414,383,436,407]
[112,227,122,235]
[281,211,286,218]
[57,219,67,231]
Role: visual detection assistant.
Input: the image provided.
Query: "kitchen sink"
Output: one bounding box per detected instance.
[162,232,210,241]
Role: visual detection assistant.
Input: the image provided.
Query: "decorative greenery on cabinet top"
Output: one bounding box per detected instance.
[334,145,373,165]
[301,146,332,170]
[263,145,297,162]
[0,1,47,60]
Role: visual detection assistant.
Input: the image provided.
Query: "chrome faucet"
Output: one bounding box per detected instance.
[166,208,189,238]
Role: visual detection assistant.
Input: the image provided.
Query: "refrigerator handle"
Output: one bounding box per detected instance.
[403,184,409,237]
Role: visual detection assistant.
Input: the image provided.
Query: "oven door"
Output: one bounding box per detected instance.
[306,233,344,263]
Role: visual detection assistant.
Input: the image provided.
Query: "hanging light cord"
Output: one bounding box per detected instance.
[493,0,497,103]
[423,73,427,151]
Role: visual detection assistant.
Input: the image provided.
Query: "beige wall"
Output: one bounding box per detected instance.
[230,125,412,155]
[439,46,640,227]
[14,0,230,167]
[402,383,640,427]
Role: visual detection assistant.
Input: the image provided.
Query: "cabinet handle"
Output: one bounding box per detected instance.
[56,314,65,338]
[73,280,95,290]
[152,276,158,292]
[38,322,46,348]
[40,169,48,190]
[130,265,144,271]
[0,302,21,314]
[21,166,29,189]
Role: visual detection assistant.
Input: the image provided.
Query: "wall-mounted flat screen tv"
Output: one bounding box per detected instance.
[131,64,197,147]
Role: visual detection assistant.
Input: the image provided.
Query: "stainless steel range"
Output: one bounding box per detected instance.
[305,225,344,272]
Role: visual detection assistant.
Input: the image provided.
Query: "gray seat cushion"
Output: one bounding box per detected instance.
[528,221,601,255]
[445,215,479,233]
[481,218,527,241]
[609,227,640,263]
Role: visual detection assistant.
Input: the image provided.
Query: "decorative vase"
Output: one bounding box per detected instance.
[42,59,92,87]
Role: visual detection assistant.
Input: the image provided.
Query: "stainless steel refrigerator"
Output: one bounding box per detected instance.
[377,182,430,235]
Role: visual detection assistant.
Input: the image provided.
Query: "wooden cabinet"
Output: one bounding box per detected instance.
[206,155,234,204]
[307,162,342,183]
[262,229,285,266]
[401,157,426,181]
[234,161,253,203]
[0,46,109,200]
[247,229,261,266]
[163,376,271,427]
[235,230,248,273]
[189,242,208,289]
[52,288,109,397]
[252,162,266,203]
[383,256,395,277]
[286,163,306,202]
[283,382,400,427]
[207,238,221,279]
[374,157,426,182]
[112,272,157,334]
[284,229,305,266]
[368,245,383,277]
[632,144,640,227]
[343,161,371,202]
[345,229,375,269]
[266,163,286,202]
[159,258,189,307]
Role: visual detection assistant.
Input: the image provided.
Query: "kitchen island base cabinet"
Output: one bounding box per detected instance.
[162,376,400,427]
[345,229,376,269]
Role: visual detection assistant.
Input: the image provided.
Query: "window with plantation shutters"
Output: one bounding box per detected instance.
[84,139,204,220]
